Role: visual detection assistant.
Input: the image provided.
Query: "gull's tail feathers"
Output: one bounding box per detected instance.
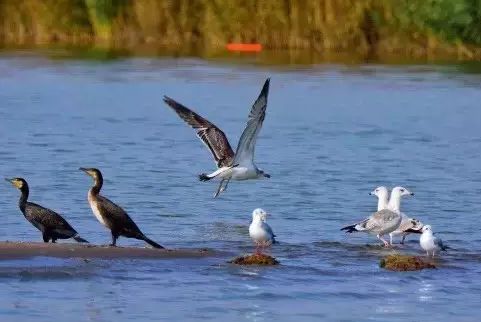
[404,228,423,234]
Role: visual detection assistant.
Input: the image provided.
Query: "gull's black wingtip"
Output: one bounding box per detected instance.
[258,77,270,99]
[263,77,270,90]
[340,225,357,233]
[163,96,181,110]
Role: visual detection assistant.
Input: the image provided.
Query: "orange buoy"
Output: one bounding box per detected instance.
[226,43,262,52]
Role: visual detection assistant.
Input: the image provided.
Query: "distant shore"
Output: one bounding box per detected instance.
[0,241,214,260]
[2,0,481,62]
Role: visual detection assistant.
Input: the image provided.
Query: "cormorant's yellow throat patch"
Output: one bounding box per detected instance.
[8,179,23,188]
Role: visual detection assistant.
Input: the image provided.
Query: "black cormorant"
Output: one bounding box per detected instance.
[5,177,89,243]
[79,168,164,249]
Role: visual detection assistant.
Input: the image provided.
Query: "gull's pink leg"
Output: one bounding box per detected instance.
[256,242,264,255]
[377,234,390,247]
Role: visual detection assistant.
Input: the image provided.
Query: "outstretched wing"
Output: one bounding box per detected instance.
[233,78,270,165]
[163,96,235,168]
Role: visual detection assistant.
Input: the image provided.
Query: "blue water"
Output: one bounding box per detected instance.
[1,55,481,321]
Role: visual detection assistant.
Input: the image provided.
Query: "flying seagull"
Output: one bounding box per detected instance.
[163,78,271,197]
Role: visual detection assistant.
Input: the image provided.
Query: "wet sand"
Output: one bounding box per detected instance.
[0,241,214,260]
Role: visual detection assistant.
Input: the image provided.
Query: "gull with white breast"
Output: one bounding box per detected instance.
[249,208,276,253]
[163,78,271,197]
[369,186,424,244]
[419,225,448,257]
[341,187,414,247]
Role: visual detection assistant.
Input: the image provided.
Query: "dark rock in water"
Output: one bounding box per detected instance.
[229,253,279,265]
[380,254,436,271]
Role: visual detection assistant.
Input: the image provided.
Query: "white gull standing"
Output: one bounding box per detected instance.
[163,78,271,197]
[420,225,448,257]
[386,187,424,245]
[249,208,276,253]
[370,186,424,245]
[341,187,414,247]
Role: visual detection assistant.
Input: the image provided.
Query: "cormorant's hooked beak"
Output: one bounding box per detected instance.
[79,167,89,175]
[5,178,21,189]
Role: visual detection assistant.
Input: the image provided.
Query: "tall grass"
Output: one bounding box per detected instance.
[1,0,481,59]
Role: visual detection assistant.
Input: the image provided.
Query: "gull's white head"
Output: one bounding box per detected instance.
[422,225,432,233]
[391,186,414,197]
[252,208,268,221]
[369,186,389,198]
[388,186,414,212]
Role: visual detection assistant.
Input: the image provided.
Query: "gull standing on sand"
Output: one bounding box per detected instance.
[370,186,424,244]
[249,208,276,253]
[163,78,271,197]
[420,225,448,257]
[341,187,414,247]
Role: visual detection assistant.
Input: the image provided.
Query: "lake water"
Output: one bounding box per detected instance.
[1,53,481,321]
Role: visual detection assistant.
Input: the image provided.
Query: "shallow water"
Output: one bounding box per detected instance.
[1,54,481,321]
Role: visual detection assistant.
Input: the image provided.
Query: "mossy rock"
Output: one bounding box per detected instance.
[229,253,279,265]
[380,254,436,271]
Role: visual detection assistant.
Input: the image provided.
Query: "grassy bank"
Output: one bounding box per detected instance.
[1,0,481,61]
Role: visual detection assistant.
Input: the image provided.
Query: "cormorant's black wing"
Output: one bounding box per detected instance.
[96,195,143,236]
[24,202,77,236]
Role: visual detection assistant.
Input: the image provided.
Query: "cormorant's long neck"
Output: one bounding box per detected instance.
[18,185,29,214]
[90,175,103,196]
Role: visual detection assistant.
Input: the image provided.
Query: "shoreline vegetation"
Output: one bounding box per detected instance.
[1,0,481,63]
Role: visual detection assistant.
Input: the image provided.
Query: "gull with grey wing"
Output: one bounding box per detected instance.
[341,187,414,246]
[163,78,271,197]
